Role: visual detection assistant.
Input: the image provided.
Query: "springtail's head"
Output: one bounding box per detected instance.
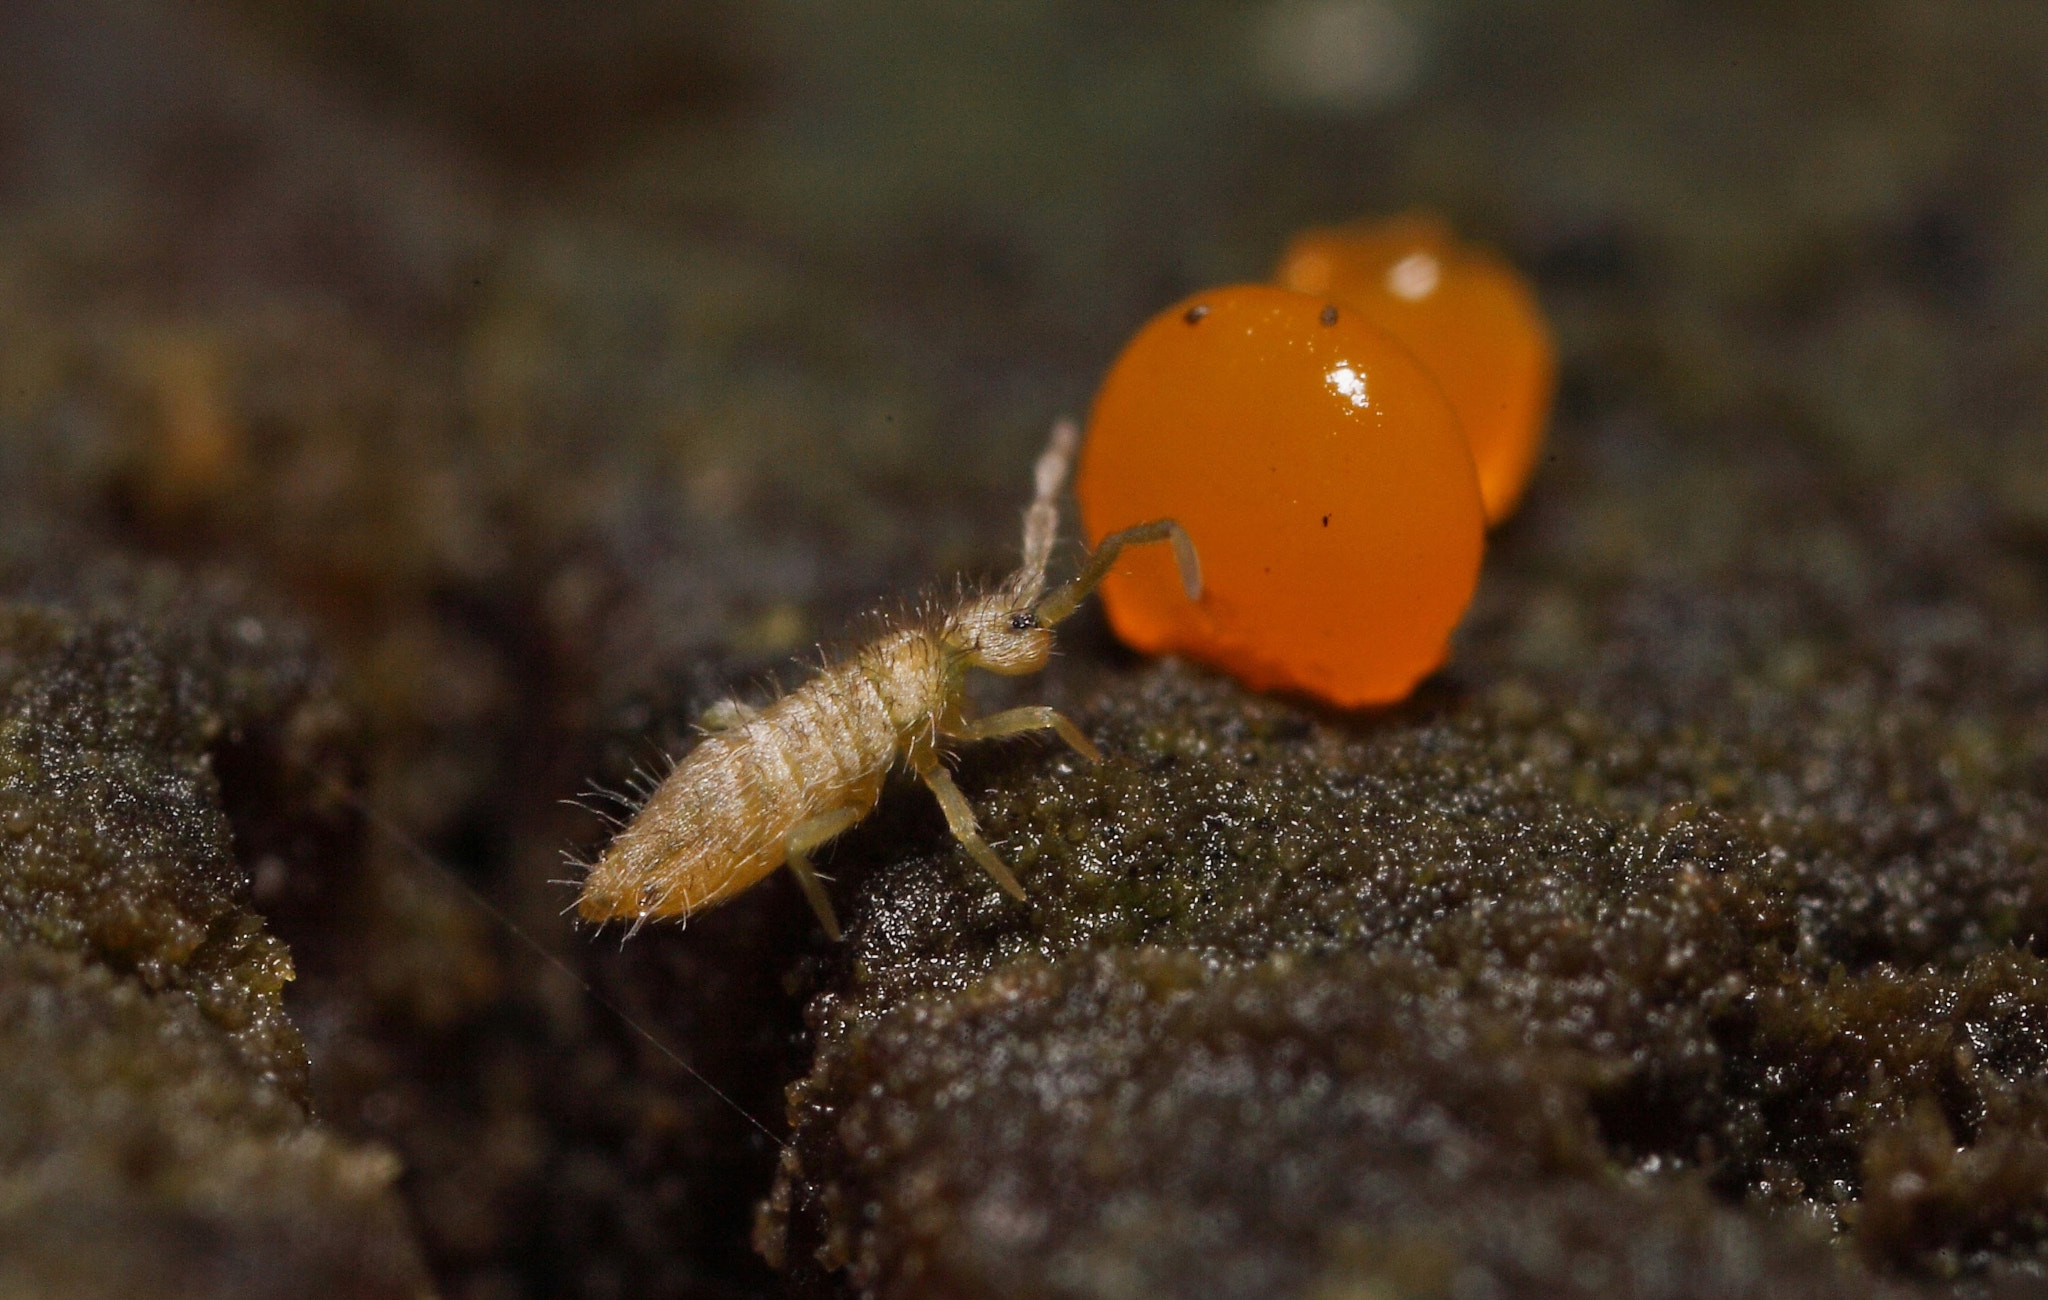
[947,593,1055,676]
[942,416,1078,677]
[951,416,1201,676]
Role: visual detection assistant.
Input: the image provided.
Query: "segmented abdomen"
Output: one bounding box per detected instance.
[578,659,904,925]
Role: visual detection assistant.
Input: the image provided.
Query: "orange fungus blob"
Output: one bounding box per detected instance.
[1077,285,1485,708]
[1276,212,1555,523]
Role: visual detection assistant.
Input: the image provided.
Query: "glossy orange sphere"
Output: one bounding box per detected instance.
[1276,213,1555,523]
[1077,285,1485,707]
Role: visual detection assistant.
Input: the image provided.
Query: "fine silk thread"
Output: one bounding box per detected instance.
[328,778,788,1147]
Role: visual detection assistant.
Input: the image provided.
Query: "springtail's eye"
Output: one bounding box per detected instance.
[1009,611,1038,631]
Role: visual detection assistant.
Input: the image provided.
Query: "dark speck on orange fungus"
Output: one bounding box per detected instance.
[1276,212,1556,523]
[1077,284,1485,708]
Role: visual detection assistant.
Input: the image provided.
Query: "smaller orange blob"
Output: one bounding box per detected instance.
[1078,285,1485,708]
[1276,213,1555,523]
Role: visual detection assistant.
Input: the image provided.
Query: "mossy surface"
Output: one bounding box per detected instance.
[5,0,2048,1297]
[0,588,428,1297]
[0,594,325,1088]
[764,947,1916,1299]
[0,942,425,1300]
[767,665,2048,1293]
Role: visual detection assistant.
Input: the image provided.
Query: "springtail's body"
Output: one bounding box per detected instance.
[576,419,1200,939]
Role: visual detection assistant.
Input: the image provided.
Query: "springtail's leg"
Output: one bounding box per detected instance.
[783,807,863,939]
[1035,518,1200,626]
[948,706,1102,764]
[914,758,1027,900]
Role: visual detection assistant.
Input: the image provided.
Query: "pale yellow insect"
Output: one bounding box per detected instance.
[577,419,1200,939]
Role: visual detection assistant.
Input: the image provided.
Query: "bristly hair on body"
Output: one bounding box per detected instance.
[574,418,1201,941]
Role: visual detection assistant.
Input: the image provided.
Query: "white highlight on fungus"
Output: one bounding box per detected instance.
[1327,363,1369,408]
[1386,251,1442,300]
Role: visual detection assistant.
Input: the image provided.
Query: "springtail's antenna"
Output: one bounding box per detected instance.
[1036,518,1202,627]
[1008,417,1080,603]
[1006,416,1200,623]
